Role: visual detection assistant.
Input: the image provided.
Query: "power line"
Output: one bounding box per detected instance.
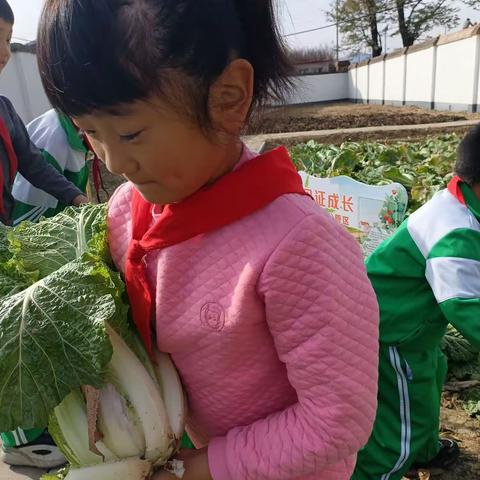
[284,24,334,37]
[283,0,419,38]
[12,36,32,43]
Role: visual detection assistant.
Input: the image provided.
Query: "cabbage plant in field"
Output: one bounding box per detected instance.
[290,134,459,214]
[0,205,185,480]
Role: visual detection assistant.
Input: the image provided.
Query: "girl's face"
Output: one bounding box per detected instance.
[74,97,241,205]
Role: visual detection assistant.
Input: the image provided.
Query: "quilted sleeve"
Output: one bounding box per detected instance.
[107,182,133,273]
[208,212,379,480]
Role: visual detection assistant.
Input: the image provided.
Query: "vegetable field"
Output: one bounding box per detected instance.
[290,134,459,214]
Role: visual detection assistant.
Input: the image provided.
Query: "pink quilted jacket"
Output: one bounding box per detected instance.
[108,150,379,480]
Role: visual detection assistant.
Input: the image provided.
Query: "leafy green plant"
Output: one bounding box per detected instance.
[0,205,185,479]
[290,134,459,214]
[441,326,480,381]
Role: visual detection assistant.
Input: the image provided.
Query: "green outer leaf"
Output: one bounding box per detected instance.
[48,406,81,467]
[0,258,119,431]
[9,204,109,279]
[49,389,105,467]
[41,467,69,480]
[0,264,34,297]
[0,223,12,264]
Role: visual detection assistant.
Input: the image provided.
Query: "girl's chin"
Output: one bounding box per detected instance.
[133,183,180,205]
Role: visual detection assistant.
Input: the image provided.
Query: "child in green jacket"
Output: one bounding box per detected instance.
[351,127,480,479]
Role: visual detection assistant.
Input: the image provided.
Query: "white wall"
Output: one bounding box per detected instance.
[368,60,384,103]
[405,48,435,107]
[356,64,369,102]
[435,36,478,110]
[0,51,50,124]
[348,27,480,112]
[18,53,50,120]
[348,66,357,99]
[286,73,349,104]
[384,55,405,104]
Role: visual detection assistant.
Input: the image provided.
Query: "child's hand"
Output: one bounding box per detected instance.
[153,448,212,480]
[72,194,89,206]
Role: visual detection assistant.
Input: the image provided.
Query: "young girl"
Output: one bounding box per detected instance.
[37,1,379,479]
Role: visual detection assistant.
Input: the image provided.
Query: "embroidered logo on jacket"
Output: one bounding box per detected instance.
[200,303,225,331]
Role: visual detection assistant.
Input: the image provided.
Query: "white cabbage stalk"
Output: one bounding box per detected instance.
[97,384,146,458]
[154,351,187,442]
[106,326,174,462]
[65,457,151,480]
[52,390,115,466]
[49,325,186,479]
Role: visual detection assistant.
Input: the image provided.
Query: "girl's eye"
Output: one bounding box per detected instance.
[80,129,96,139]
[120,130,144,143]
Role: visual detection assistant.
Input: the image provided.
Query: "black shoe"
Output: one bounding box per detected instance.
[1,431,66,469]
[405,438,460,477]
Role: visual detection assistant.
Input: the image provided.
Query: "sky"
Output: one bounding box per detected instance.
[8,0,480,54]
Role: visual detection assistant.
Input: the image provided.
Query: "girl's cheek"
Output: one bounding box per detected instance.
[89,139,106,163]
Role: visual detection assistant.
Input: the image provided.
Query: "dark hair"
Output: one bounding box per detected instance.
[37,0,292,128]
[0,0,14,25]
[455,124,480,186]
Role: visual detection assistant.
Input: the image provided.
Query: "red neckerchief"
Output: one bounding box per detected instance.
[125,146,308,355]
[0,118,18,218]
[447,176,466,205]
[80,132,104,202]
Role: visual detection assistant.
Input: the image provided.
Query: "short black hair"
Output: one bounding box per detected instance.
[0,0,14,25]
[455,124,480,186]
[37,0,292,129]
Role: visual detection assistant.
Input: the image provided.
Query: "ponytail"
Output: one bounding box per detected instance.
[233,0,293,107]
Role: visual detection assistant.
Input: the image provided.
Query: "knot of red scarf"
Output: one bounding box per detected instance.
[447,175,466,205]
[124,147,309,357]
[128,240,147,262]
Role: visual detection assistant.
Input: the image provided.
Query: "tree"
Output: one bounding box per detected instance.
[461,0,480,9]
[390,1,460,47]
[327,0,388,58]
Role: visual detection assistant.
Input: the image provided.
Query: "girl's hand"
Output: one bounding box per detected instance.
[153,448,213,480]
[152,472,178,480]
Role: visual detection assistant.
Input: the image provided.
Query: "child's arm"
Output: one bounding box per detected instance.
[208,213,379,480]
[3,98,84,206]
[440,297,480,348]
[425,239,480,348]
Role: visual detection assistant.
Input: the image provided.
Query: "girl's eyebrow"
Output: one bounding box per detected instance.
[104,105,136,117]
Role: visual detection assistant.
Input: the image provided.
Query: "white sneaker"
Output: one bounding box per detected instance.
[1,432,66,469]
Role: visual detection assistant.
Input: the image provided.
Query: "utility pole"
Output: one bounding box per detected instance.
[383,25,388,54]
[336,0,339,61]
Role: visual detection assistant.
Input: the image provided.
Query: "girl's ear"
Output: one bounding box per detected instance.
[207,59,254,135]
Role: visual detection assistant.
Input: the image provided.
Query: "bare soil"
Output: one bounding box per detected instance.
[404,394,480,480]
[248,102,480,135]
